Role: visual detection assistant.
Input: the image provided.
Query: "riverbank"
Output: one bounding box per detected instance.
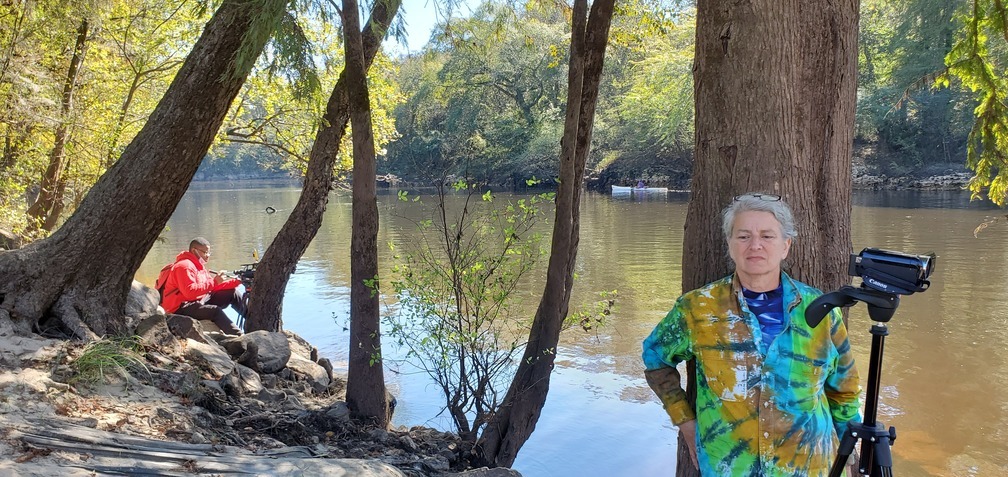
[586,164,973,193]
[0,285,519,477]
[851,163,973,191]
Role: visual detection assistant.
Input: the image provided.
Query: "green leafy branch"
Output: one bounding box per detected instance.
[943,0,1008,205]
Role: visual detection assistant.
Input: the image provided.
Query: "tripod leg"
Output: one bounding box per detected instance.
[830,426,861,477]
[869,433,893,477]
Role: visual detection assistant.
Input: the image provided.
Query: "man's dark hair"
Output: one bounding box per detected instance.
[189,237,211,250]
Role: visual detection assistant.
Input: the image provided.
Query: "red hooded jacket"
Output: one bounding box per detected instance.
[161,250,241,313]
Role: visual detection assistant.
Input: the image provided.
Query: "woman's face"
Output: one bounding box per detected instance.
[728,210,792,286]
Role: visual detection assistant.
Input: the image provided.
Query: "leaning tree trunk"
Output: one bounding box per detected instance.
[0,0,287,339]
[475,0,615,467]
[26,19,88,233]
[244,0,401,333]
[342,0,389,427]
[677,0,859,475]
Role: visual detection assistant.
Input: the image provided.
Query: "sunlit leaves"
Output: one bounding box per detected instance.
[944,0,1008,205]
[220,7,404,178]
[385,182,549,440]
[0,0,205,235]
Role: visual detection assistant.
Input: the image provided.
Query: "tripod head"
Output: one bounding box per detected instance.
[805,285,899,327]
[805,247,934,328]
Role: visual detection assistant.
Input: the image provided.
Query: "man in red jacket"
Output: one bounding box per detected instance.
[161,237,244,335]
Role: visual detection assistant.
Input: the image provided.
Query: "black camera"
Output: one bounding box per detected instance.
[233,263,256,287]
[849,248,935,295]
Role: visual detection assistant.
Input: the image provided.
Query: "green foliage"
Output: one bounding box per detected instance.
[385,179,550,441]
[565,290,618,337]
[385,1,569,185]
[0,0,207,235]
[857,0,974,177]
[69,336,149,387]
[944,0,1008,205]
[385,0,697,186]
[220,7,404,178]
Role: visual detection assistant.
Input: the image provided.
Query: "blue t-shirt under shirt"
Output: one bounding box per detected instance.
[742,285,785,354]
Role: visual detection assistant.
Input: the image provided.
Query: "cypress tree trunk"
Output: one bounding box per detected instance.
[342,0,389,426]
[244,0,400,333]
[677,0,859,474]
[0,0,287,338]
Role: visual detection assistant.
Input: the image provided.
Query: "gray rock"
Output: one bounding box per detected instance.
[167,315,210,344]
[125,280,160,320]
[260,373,280,389]
[420,455,451,472]
[219,370,242,399]
[281,394,305,412]
[190,431,208,444]
[258,388,286,403]
[317,357,334,383]
[200,379,226,399]
[284,355,330,394]
[283,330,317,362]
[184,339,235,378]
[234,363,262,394]
[439,448,458,463]
[135,314,182,357]
[324,402,351,422]
[220,331,290,374]
[368,428,390,443]
[156,408,177,421]
[444,468,523,477]
[399,435,418,452]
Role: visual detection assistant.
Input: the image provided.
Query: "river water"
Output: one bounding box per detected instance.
[136,185,1008,477]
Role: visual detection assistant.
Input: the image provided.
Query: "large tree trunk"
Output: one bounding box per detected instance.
[244,0,400,333]
[677,0,859,475]
[0,0,287,339]
[342,0,388,426]
[475,0,614,467]
[26,19,88,233]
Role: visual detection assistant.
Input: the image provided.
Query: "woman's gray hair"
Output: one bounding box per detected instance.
[721,193,798,242]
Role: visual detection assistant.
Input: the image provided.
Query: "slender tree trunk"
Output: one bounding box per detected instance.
[342,0,388,427]
[2,132,20,171]
[103,59,183,171]
[245,0,400,333]
[0,0,287,339]
[105,74,142,171]
[678,0,859,475]
[26,19,88,232]
[475,0,615,467]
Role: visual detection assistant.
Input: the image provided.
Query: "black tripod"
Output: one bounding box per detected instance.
[806,285,900,477]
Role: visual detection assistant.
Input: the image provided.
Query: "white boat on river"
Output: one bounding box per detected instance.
[611,185,669,195]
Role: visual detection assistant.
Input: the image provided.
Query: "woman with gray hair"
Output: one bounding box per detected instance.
[642,193,862,476]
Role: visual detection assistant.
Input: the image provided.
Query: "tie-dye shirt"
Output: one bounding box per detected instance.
[642,273,861,476]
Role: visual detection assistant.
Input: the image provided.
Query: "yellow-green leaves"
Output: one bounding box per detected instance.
[945,0,1008,205]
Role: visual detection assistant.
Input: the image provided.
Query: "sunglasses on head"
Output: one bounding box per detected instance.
[733,193,782,202]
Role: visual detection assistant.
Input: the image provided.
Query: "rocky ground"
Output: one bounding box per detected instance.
[850,163,974,190]
[0,283,519,477]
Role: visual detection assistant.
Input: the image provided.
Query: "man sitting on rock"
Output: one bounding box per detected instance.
[161,237,244,335]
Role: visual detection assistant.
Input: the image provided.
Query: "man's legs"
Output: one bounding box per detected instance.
[206,288,246,318]
[176,290,244,335]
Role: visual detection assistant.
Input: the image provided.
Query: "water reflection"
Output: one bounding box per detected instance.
[138,185,1008,476]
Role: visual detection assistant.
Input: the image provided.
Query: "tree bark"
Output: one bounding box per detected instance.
[26,19,89,233]
[475,0,615,467]
[244,0,400,333]
[342,0,389,427]
[0,0,287,338]
[678,0,859,475]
